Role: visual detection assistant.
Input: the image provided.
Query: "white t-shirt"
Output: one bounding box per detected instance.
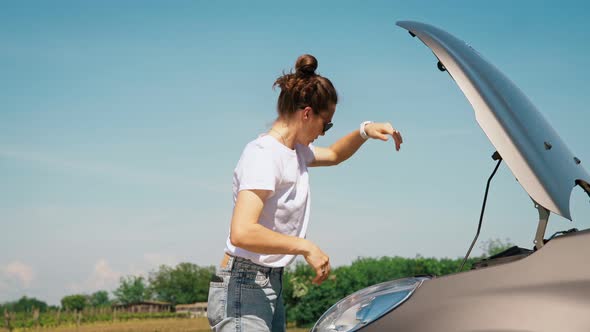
[225,134,315,267]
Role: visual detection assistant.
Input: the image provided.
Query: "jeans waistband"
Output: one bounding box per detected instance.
[223,254,284,274]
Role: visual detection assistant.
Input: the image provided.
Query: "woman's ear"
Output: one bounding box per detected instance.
[303,106,313,120]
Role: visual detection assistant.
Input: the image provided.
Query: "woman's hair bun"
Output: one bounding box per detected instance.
[295,54,318,76]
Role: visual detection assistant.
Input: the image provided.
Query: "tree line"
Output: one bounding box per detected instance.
[282,238,512,326]
[2,239,512,328]
[1,263,216,314]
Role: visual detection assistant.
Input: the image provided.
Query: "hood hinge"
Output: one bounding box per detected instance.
[532,199,550,250]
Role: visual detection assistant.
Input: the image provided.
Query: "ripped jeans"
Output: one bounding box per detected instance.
[207,255,286,332]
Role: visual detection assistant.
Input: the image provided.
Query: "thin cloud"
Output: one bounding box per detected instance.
[67,255,180,295]
[143,253,180,268]
[67,259,121,294]
[1,261,34,288]
[126,253,181,278]
[90,259,121,290]
[0,145,225,193]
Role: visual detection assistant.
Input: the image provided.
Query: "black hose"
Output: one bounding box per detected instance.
[459,153,502,272]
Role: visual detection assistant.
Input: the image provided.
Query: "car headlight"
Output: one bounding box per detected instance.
[311,276,429,332]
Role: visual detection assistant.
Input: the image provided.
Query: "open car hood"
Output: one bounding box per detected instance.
[397,21,590,220]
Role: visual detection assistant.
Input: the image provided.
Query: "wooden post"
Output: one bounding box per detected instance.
[75,310,81,327]
[4,309,12,332]
[33,307,40,328]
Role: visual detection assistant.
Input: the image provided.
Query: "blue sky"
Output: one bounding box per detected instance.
[2,1,589,305]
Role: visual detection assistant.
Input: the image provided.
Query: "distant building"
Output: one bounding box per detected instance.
[112,301,172,313]
[175,302,208,318]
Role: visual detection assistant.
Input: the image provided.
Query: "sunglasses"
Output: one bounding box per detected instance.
[323,121,333,133]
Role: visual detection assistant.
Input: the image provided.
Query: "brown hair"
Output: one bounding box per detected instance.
[273,54,338,117]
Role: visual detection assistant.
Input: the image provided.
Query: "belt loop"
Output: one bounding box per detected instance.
[226,254,235,270]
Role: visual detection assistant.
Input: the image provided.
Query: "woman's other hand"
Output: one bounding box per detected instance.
[303,241,331,285]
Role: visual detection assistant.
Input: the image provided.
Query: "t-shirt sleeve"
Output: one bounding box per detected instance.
[302,143,316,166]
[235,142,278,194]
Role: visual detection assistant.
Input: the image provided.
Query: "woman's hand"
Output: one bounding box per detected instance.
[365,122,403,151]
[303,241,331,285]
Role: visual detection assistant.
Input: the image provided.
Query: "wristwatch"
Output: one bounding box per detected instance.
[359,121,373,140]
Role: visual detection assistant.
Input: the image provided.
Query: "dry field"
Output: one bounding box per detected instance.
[0,317,309,332]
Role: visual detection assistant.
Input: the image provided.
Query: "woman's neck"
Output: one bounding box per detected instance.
[270,120,296,149]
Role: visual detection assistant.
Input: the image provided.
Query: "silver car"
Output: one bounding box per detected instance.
[311,21,590,332]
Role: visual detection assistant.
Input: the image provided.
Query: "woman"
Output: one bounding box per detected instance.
[207,54,403,332]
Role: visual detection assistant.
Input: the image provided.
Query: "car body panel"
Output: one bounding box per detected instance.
[396,20,590,220]
[362,229,590,332]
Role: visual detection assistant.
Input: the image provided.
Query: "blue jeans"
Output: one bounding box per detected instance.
[207,255,286,332]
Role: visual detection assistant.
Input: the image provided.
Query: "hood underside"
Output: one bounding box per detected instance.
[397,21,590,220]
